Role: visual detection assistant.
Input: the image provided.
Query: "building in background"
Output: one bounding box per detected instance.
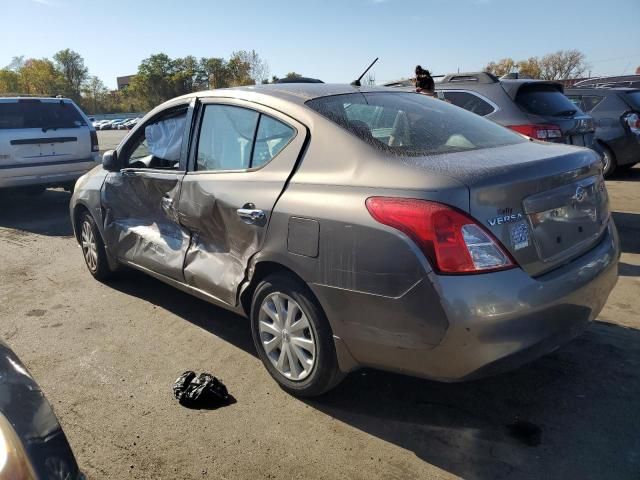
[117,75,135,90]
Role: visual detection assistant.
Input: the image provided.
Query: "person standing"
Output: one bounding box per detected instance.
[415,65,435,95]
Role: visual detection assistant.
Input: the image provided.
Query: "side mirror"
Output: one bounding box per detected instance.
[102,150,122,172]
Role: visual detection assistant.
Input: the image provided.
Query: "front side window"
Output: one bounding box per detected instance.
[124,108,187,170]
[306,92,524,156]
[441,91,495,116]
[196,105,295,171]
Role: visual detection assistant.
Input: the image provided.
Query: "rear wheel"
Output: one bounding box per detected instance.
[250,273,344,397]
[601,144,616,177]
[79,212,112,280]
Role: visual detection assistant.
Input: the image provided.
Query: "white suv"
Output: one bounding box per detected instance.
[0,97,100,192]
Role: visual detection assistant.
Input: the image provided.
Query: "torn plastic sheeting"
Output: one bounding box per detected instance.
[173,371,232,409]
[146,114,186,161]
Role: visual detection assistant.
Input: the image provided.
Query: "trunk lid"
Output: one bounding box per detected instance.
[415,141,609,276]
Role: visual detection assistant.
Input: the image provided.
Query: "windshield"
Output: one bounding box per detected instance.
[515,84,581,117]
[625,91,640,109]
[306,92,524,156]
[0,100,86,130]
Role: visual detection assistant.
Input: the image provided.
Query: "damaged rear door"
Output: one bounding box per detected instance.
[178,99,306,306]
[102,101,194,281]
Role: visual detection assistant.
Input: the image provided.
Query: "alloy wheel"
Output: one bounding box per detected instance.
[81,220,98,272]
[258,292,316,381]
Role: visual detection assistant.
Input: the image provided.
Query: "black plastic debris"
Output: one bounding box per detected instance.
[173,371,231,409]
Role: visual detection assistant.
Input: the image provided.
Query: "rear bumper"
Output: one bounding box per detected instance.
[315,219,619,381]
[0,156,100,188]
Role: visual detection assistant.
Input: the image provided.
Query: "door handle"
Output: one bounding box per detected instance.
[237,207,265,224]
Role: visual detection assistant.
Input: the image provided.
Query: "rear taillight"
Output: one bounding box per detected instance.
[623,112,640,134]
[365,197,516,274]
[508,124,562,140]
[90,130,99,152]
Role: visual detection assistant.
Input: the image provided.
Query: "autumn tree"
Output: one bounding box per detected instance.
[485,58,516,77]
[82,75,109,113]
[18,58,65,95]
[485,50,589,80]
[538,50,588,80]
[53,49,89,101]
[0,69,20,93]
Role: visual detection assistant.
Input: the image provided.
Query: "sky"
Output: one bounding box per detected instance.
[2,0,640,89]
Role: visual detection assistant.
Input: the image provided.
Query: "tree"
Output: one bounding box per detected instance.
[538,49,588,80]
[82,75,108,113]
[0,69,20,93]
[516,57,542,79]
[227,51,254,86]
[18,58,65,95]
[231,50,269,84]
[129,53,178,109]
[6,56,25,71]
[485,50,589,80]
[201,57,230,89]
[53,49,88,101]
[485,58,516,77]
[284,72,303,80]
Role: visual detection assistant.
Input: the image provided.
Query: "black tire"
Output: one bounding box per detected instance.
[250,273,344,397]
[601,144,617,178]
[79,211,113,281]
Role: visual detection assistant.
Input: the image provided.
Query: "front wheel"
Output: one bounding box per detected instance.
[79,212,112,280]
[250,273,344,397]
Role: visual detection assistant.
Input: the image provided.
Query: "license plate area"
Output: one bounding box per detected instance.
[524,175,609,261]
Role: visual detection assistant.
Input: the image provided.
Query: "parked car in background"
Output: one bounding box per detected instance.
[573,74,640,89]
[565,88,640,176]
[0,340,84,479]
[0,97,100,192]
[71,84,618,397]
[433,72,597,149]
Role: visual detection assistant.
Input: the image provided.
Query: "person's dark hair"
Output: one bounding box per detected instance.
[415,65,434,92]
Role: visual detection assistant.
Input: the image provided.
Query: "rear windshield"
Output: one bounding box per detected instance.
[306,92,524,156]
[625,91,640,109]
[0,100,86,130]
[515,84,581,117]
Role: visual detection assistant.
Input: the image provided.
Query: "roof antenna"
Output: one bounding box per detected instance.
[351,57,379,87]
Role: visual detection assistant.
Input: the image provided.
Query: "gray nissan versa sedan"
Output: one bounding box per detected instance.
[70,84,619,397]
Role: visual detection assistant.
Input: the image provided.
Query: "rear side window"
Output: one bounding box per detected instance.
[581,96,604,112]
[440,91,495,116]
[306,92,524,156]
[196,105,295,171]
[197,105,259,171]
[0,100,86,129]
[252,116,295,168]
[515,84,581,117]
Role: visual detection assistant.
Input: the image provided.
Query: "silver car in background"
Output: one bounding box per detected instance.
[0,97,100,193]
[70,84,619,397]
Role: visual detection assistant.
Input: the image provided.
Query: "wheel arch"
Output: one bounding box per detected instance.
[240,259,359,374]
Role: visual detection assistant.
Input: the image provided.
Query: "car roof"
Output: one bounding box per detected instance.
[565,87,639,94]
[180,83,396,106]
[0,96,73,103]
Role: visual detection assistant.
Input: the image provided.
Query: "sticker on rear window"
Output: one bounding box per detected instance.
[510,222,530,250]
